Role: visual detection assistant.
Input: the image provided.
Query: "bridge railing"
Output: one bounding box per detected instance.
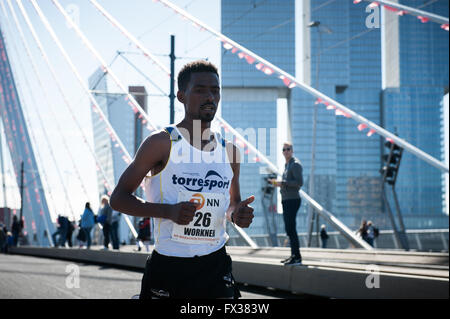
[227,229,449,252]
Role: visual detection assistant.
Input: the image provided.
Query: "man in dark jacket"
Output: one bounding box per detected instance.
[270,141,303,265]
[11,215,23,246]
[99,195,113,250]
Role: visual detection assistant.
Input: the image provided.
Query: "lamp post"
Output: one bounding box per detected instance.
[306,21,332,247]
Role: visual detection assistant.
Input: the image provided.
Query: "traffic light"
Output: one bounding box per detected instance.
[380,141,403,185]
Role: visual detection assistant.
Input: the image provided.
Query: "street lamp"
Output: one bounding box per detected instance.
[306,21,332,247]
[308,21,321,28]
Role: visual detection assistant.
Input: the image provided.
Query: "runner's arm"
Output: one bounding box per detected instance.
[225,143,254,228]
[226,142,241,223]
[109,130,196,222]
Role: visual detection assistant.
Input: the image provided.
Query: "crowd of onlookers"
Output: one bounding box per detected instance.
[0,194,154,253]
[2,200,379,252]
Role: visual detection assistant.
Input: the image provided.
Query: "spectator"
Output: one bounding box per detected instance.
[52,214,62,247]
[11,215,23,246]
[110,210,121,250]
[269,141,304,266]
[358,220,369,244]
[0,224,7,253]
[6,231,13,250]
[80,202,95,249]
[320,224,329,249]
[366,221,379,247]
[76,219,86,248]
[98,195,113,250]
[66,220,75,248]
[42,230,51,247]
[57,215,69,247]
[136,217,151,252]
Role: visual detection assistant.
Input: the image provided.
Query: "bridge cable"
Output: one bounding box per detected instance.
[87,0,373,249]
[154,0,448,174]
[25,0,143,239]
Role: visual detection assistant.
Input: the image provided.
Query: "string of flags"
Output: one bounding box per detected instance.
[216,120,263,163]
[353,0,449,31]
[152,0,412,155]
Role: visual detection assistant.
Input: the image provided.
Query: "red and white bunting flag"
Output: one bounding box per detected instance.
[397,10,408,16]
[280,75,291,87]
[386,137,394,143]
[231,47,238,54]
[245,55,255,64]
[353,0,362,3]
[255,63,264,70]
[369,2,379,9]
[335,109,345,116]
[288,82,297,89]
[263,66,274,75]
[417,16,429,23]
[244,149,250,155]
[441,24,449,31]
[367,129,376,137]
[358,123,368,131]
[238,52,245,59]
[253,156,260,162]
[315,97,323,104]
[326,104,336,110]
[383,5,398,12]
[223,42,233,50]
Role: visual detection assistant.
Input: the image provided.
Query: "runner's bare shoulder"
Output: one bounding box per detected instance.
[136,129,171,173]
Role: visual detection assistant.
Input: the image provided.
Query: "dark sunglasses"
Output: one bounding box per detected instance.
[282,148,291,152]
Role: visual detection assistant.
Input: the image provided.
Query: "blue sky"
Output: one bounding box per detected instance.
[0,0,221,221]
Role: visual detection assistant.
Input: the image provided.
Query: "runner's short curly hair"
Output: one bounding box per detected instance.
[177,60,219,92]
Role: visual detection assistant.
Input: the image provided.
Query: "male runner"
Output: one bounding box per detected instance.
[110,60,255,299]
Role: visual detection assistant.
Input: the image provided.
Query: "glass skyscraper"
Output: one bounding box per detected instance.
[221,0,448,238]
[221,0,296,236]
[381,0,449,227]
[89,69,149,243]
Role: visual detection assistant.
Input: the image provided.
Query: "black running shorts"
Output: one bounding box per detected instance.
[139,246,240,299]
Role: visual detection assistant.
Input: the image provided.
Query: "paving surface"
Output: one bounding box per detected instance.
[0,253,304,299]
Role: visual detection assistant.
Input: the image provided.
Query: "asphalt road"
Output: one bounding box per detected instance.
[0,254,299,299]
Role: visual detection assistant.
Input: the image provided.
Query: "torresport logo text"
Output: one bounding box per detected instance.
[172,170,230,192]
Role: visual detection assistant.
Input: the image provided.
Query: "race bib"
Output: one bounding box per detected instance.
[171,190,226,245]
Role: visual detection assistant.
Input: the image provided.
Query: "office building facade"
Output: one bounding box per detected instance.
[381,0,449,228]
[89,69,148,243]
[221,0,448,238]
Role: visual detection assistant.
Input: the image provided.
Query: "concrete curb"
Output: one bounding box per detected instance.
[10,246,449,299]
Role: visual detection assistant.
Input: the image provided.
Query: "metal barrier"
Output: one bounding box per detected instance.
[227,229,449,252]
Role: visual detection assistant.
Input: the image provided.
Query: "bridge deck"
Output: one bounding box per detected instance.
[9,245,449,299]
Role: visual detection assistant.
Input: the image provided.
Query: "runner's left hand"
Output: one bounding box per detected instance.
[232,196,255,228]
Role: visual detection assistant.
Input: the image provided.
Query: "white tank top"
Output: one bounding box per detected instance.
[144,126,233,257]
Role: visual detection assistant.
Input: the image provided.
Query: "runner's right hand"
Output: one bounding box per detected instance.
[168,202,198,225]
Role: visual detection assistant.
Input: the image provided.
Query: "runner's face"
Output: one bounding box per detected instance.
[180,72,220,123]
